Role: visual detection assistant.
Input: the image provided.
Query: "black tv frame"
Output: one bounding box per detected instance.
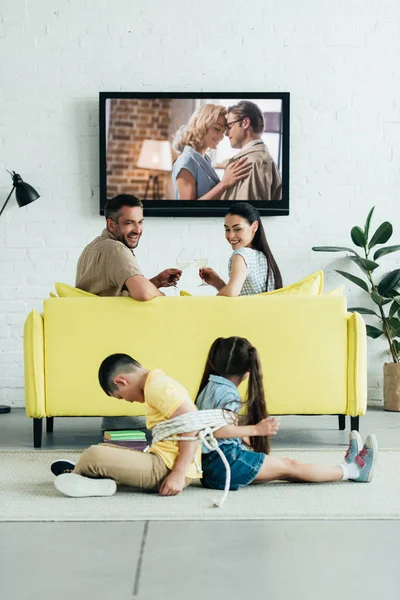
[99,92,290,217]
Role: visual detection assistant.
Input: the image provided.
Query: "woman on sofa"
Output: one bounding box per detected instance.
[199,202,283,296]
[196,336,378,490]
[172,104,251,200]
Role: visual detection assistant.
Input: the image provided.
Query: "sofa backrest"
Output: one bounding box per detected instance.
[42,295,349,417]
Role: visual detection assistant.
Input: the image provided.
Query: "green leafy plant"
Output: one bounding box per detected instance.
[313,207,400,363]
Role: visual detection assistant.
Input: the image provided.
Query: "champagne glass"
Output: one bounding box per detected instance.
[174,248,191,294]
[193,246,208,286]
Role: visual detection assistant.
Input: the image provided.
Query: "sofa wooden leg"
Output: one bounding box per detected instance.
[350,416,359,432]
[46,417,54,433]
[338,415,346,430]
[33,419,42,448]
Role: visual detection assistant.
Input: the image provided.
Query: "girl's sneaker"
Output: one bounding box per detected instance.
[344,430,363,464]
[54,473,117,497]
[353,434,378,483]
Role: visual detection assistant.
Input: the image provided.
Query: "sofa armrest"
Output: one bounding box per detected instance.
[24,309,46,418]
[347,311,367,417]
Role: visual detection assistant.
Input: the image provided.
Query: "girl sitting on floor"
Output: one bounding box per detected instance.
[196,336,378,491]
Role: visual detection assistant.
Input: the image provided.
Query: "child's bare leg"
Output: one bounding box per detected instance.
[253,434,378,485]
[252,456,343,484]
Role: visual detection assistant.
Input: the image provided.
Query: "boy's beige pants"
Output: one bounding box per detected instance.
[73,444,192,491]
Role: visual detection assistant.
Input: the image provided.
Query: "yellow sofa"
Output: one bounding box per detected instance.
[24,294,367,447]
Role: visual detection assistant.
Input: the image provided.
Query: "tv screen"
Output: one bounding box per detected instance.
[100,92,290,217]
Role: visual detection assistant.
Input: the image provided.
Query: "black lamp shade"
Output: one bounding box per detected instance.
[12,172,40,208]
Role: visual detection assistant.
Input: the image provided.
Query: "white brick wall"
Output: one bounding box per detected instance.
[1,0,399,407]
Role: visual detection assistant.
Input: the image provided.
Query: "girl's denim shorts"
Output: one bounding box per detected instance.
[201,443,265,491]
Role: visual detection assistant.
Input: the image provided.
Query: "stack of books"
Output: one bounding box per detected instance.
[103,430,148,451]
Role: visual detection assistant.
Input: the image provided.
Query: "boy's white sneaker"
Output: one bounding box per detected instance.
[51,459,76,476]
[54,473,117,498]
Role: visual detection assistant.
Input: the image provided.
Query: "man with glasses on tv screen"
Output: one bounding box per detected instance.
[221,101,282,202]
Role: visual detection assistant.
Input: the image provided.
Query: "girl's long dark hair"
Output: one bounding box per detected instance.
[226,202,283,291]
[196,337,270,454]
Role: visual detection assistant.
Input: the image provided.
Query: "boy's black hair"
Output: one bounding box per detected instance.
[98,353,142,396]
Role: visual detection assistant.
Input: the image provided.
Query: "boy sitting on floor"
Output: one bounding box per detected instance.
[52,353,202,497]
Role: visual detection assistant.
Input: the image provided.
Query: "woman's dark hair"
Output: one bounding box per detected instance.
[226,202,282,291]
[98,353,142,396]
[105,194,143,222]
[196,337,270,454]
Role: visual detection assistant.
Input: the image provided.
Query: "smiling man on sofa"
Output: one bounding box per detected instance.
[76,194,181,301]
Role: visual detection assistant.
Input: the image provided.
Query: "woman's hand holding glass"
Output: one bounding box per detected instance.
[174,247,224,291]
[198,267,224,289]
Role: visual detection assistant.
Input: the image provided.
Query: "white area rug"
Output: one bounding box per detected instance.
[1,449,399,521]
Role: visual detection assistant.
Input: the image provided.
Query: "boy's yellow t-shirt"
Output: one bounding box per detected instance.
[144,369,202,479]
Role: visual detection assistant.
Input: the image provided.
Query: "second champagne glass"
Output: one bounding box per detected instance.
[193,246,208,286]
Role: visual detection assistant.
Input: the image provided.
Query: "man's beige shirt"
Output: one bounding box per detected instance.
[75,229,142,296]
[220,141,282,201]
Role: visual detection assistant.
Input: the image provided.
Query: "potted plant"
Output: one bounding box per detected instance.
[312,207,400,411]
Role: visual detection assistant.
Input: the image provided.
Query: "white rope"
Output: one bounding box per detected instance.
[152,409,234,508]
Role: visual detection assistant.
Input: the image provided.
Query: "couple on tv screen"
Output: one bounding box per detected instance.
[171,101,282,201]
[105,96,285,205]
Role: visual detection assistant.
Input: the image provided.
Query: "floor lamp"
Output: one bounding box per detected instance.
[137,140,172,200]
[0,170,40,414]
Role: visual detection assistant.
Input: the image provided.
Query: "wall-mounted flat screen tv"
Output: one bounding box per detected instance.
[100,92,290,217]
